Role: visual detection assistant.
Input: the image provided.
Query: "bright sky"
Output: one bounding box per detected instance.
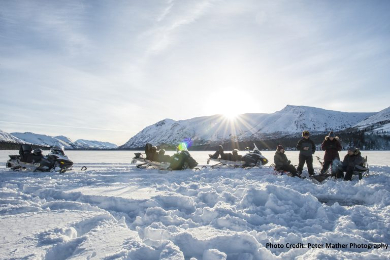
[1,0,389,145]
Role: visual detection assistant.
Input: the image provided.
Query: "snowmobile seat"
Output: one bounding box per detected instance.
[19,144,33,162]
[9,155,19,160]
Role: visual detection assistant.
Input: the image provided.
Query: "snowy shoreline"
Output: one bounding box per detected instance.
[1,163,389,259]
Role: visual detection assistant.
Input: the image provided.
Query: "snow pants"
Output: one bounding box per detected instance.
[297,154,314,176]
[278,164,299,177]
[320,157,340,174]
[335,165,354,181]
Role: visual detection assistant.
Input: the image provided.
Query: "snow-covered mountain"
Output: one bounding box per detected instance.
[11,132,75,149]
[9,132,118,149]
[75,139,118,149]
[0,129,25,144]
[121,105,375,148]
[354,106,390,134]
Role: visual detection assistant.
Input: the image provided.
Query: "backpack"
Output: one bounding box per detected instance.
[169,151,198,170]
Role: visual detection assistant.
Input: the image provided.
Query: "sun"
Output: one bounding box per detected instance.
[223,112,240,120]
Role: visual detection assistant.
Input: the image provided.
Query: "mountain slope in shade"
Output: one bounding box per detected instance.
[75,139,118,149]
[121,105,375,148]
[354,106,390,134]
[0,129,25,143]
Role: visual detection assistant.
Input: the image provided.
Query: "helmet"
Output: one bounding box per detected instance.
[232,149,238,155]
[277,145,284,151]
[302,130,310,137]
[33,149,42,156]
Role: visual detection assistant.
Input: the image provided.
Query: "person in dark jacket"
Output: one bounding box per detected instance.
[209,145,225,159]
[158,149,171,163]
[274,145,298,176]
[296,130,316,176]
[320,131,342,174]
[231,149,242,161]
[335,147,364,181]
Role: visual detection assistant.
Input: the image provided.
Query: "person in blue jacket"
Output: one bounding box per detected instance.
[296,130,316,176]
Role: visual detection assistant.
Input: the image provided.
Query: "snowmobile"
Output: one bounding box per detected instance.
[207,144,268,168]
[6,145,73,173]
[131,153,171,170]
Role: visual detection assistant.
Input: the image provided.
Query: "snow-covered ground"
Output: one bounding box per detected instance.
[1,151,390,259]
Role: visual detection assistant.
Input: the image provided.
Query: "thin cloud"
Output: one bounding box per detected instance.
[0,120,132,133]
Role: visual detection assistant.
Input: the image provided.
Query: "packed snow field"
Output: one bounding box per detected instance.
[1,151,390,259]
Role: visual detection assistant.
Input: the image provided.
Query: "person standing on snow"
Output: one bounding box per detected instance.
[274,145,299,177]
[320,131,342,174]
[296,130,316,176]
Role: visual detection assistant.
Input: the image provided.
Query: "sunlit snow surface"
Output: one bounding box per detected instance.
[1,162,390,259]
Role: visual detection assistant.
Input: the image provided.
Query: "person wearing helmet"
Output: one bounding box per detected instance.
[274,145,298,177]
[296,130,316,176]
[335,147,364,180]
[320,131,342,174]
[32,148,44,163]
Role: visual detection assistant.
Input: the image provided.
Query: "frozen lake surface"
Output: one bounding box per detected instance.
[1,150,389,168]
[1,150,389,259]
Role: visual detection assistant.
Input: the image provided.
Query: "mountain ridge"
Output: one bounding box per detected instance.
[121,105,380,149]
[1,131,118,150]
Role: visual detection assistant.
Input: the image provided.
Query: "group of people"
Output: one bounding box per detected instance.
[274,130,365,181]
[143,143,198,170]
[142,130,365,180]
[145,144,171,163]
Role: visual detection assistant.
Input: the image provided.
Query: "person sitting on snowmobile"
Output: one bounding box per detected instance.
[320,131,342,174]
[31,148,44,163]
[296,130,316,176]
[145,143,158,161]
[209,145,225,159]
[158,149,171,163]
[334,147,364,181]
[231,149,242,161]
[274,145,299,177]
[169,143,198,170]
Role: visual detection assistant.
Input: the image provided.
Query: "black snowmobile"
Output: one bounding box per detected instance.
[6,144,73,173]
[207,144,268,168]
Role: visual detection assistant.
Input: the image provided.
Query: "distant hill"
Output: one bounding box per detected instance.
[1,131,118,150]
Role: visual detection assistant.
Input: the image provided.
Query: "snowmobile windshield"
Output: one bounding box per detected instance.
[21,144,32,152]
[51,147,65,155]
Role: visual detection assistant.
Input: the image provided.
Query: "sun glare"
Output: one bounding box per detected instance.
[223,112,240,120]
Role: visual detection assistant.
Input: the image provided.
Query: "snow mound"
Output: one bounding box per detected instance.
[0,163,389,259]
